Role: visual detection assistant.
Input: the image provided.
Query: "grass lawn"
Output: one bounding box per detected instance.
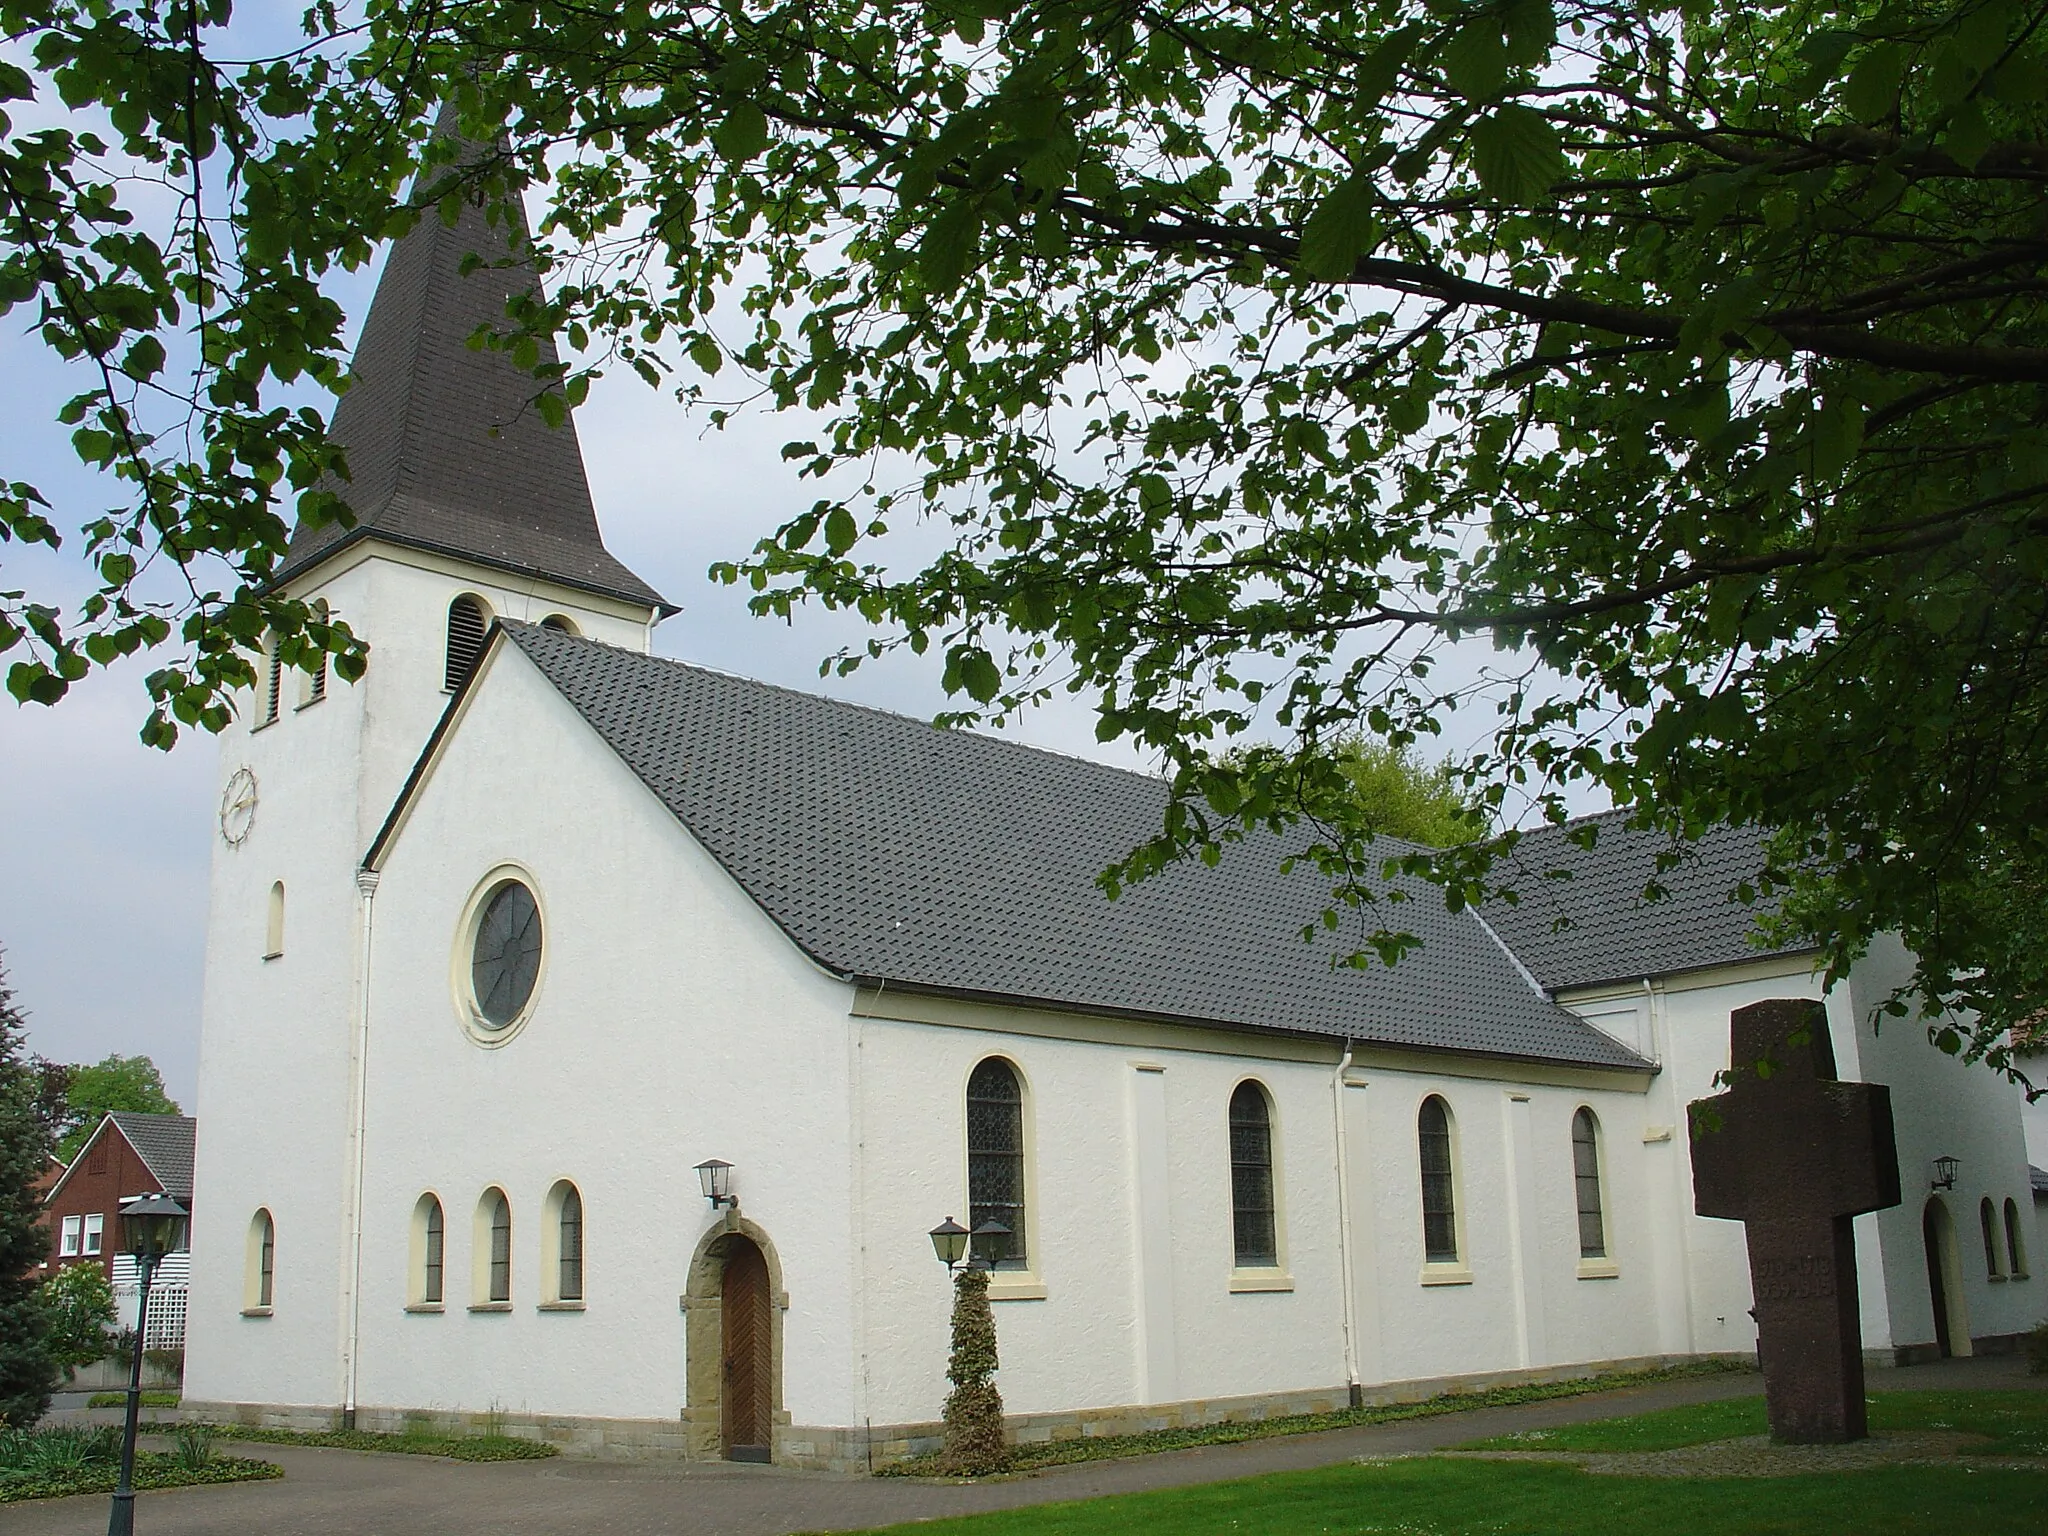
[212,1425,557,1461]
[878,1360,1750,1476]
[1461,1390,2048,1456]
[828,1390,2048,1536]
[823,1458,2045,1536]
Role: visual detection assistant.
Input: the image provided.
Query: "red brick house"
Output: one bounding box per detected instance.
[41,1112,195,1278]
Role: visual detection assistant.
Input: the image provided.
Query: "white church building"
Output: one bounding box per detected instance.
[182,166,2045,1469]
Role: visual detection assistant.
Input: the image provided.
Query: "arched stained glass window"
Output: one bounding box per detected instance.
[1572,1108,1607,1259]
[1229,1081,1278,1267]
[482,1189,511,1303]
[1418,1096,1458,1265]
[966,1058,1027,1266]
[419,1196,444,1305]
[554,1182,584,1302]
[247,1209,275,1310]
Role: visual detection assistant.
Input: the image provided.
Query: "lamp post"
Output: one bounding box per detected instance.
[928,1214,1009,1474]
[107,1192,187,1536]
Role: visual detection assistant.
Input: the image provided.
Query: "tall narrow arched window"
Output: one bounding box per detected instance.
[1418,1096,1459,1265]
[445,595,489,691]
[966,1057,1028,1267]
[411,1195,444,1306]
[264,882,285,959]
[1229,1081,1278,1268]
[1571,1108,1607,1259]
[1981,1197,2004,1277]
[245,1209,275,1311]
[474,1188,511,1304]
[543,1180,584,1303]
[2006,1198,2029,1278]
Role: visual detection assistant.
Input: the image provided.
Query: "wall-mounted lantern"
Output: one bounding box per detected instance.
[695,1158,738,1210]
[1929,1155,1960,1192]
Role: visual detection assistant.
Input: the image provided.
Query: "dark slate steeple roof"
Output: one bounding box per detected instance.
[427,624,1650,1071]
[275,148,669,613]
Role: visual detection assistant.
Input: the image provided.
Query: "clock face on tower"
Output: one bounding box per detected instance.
[219,768,258,846]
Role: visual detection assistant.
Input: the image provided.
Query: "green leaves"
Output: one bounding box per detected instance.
[919,199,983,296]
[712,103,769,163]
[1297,171,1377,280]
[1468,106,1563,201]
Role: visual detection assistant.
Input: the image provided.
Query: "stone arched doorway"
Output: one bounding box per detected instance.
[1921,1197,1972,1359]
[683,1217,789,1461]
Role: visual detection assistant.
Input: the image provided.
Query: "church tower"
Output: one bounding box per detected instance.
[184,150,667,1418]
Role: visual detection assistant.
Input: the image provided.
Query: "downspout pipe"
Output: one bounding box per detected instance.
[1331,1041,1361,1405]
[340,866,379,1428]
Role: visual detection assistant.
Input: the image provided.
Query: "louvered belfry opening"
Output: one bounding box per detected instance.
[445,595,488,690]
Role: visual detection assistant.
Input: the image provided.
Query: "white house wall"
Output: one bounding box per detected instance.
[353,639,862,1426]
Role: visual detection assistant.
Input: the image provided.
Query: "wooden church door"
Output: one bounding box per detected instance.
[720,1236,773,1461]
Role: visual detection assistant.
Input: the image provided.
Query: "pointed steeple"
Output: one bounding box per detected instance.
[277,144,670,613]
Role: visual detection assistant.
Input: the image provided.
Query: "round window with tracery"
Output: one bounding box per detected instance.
[470,881,542,1029]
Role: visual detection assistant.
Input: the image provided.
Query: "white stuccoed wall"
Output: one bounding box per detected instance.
[1843,936,2042,1350]
[351,638,862,1426]
[184,545,655,1414]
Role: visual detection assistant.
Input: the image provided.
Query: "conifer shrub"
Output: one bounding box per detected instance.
[935,1266,1009,1477]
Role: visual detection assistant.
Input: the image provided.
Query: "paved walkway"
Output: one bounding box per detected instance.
[9,1356,2038,1536]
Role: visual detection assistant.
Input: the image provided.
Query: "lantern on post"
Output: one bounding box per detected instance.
[928,1216,970,1271]
[106,1192,187,1536]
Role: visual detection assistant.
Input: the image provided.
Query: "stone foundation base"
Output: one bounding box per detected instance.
[184,1352,1751,1475]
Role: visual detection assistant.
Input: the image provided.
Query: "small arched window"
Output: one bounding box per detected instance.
[1981,1197,2004,1277]
[544,1181,584,1303]
[411,1195,444,1306]
[1229,1081,1278,1268]
[966,1057,1027,1267]
[538,613,578,635]
[475,1188,511,1304]
[246,1209,275,1311]
[1571,1108,1607,1259]
[2006,1198,2029,1278]
[264,882,285,959]
[1418,1096,1459,1265]
[445,595,489,691]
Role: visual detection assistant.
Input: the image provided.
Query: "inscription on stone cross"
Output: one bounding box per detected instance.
[1689,998,1902,1444]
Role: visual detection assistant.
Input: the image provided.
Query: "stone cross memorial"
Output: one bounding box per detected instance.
[1690,998,1902,1443]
